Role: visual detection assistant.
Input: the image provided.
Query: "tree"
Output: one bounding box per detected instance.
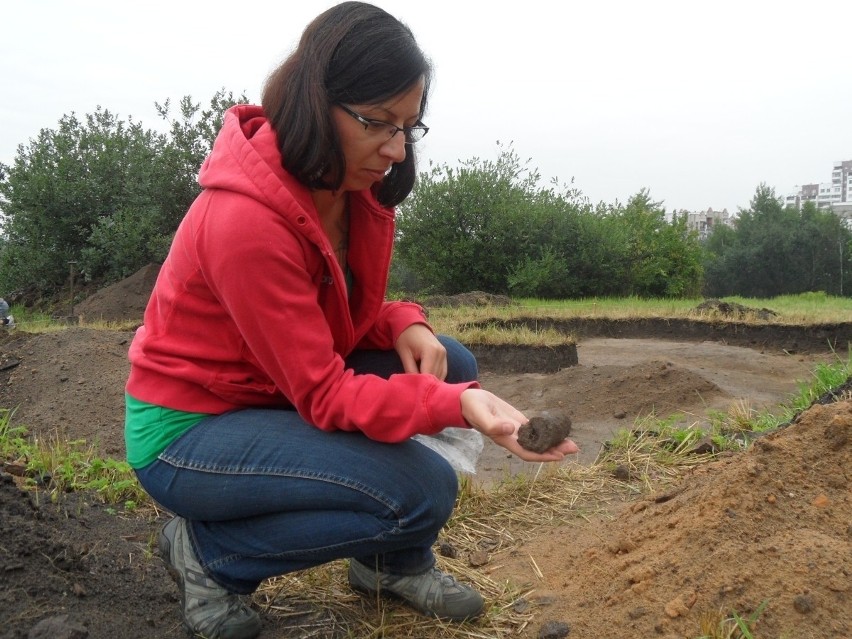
[573,191,703,298]
[703,184,852,297]
[153,90,249,231]
[0,108,165,292]
[395,147,704,299]
[0,89,247,296]
[395,144,587,296]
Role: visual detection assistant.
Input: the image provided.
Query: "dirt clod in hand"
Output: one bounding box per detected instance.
[517,409,572,453]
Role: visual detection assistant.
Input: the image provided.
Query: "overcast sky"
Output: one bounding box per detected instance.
[3,0,851,214]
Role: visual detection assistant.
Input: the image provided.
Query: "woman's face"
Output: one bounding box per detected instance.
[331,78,425,192]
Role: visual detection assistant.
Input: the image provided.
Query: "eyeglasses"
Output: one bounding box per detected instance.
[338,104,429,144]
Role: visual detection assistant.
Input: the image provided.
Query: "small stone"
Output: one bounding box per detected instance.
[512,598,531,613]
[811,494,830,508]
[3,461,28,477]
[612,465,632,481]
[664,597,688,618]
[468,550,489,567]
[627,606,647,620]
[437,541,458,558]
[538,620,570,639]
[689,436,718,455]
[27,614,89,639]
[793,594,815,614]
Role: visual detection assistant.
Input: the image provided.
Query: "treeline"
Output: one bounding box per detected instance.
[395,150,852,299]
[395,147,703,298]
[1,97,850,304]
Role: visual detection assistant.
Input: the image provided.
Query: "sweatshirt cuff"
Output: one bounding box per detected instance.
[386,302,432,343]
[423,380,481,434]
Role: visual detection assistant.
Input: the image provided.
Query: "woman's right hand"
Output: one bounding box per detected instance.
[460,388,579,462]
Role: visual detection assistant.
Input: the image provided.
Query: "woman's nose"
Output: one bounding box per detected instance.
[380,132,407,163]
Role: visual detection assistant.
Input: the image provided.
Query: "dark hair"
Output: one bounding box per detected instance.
[261,1,432,207]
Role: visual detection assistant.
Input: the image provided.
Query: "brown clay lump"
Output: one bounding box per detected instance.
[517,409,573,453]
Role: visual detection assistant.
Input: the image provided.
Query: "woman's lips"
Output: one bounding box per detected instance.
[366,168,389,181]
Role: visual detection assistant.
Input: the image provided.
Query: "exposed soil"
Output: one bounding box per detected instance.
[0,270,850,638]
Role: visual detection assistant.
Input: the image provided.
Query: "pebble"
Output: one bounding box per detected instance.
[538,620,571,638]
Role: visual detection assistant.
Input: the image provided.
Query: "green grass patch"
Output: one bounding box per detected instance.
[0,408,145,509]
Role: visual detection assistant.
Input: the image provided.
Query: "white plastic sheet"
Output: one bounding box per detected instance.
[413,427,484,475]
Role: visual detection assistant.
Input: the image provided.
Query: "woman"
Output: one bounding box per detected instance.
[125,3,578,638]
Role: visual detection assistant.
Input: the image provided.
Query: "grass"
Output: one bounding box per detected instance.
[3,302,139,333]
[0,407,145,508]
[702,342,852,440]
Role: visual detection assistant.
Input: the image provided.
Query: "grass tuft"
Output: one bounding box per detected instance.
[696,600,770,639]
[0,409,145,508]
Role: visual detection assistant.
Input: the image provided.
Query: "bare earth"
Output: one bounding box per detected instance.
[0,272,850,638]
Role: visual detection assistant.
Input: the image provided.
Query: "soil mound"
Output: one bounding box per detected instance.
[692,298,778,321]
[73,263,160,323]
[495,399,851,639]
[0,328,133,457]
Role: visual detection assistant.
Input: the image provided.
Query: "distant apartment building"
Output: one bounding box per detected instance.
[683,207,734,240]
[785,160,852,221]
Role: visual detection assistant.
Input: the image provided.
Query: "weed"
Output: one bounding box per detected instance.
[696,600,769,639]
[0,411,146,507]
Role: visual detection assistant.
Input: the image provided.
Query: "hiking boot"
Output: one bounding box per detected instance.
[348,559,484,621]
[158,516,262,639]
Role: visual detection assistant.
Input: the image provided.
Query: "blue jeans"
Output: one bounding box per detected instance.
[134,336,477,594]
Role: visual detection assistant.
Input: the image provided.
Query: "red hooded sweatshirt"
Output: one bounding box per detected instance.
[126,105,478,442]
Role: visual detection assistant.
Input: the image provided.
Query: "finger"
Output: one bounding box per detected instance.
[419,349,446,379]
[492,434,577,462]
[434,356,448,381]
[555,438,580,455]
[398,350,420,374]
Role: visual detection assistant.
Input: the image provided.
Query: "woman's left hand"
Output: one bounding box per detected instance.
[461,388,580,462]
[395,324,448,379]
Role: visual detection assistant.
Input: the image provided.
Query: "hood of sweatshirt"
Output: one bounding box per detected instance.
[198,104,326,231]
